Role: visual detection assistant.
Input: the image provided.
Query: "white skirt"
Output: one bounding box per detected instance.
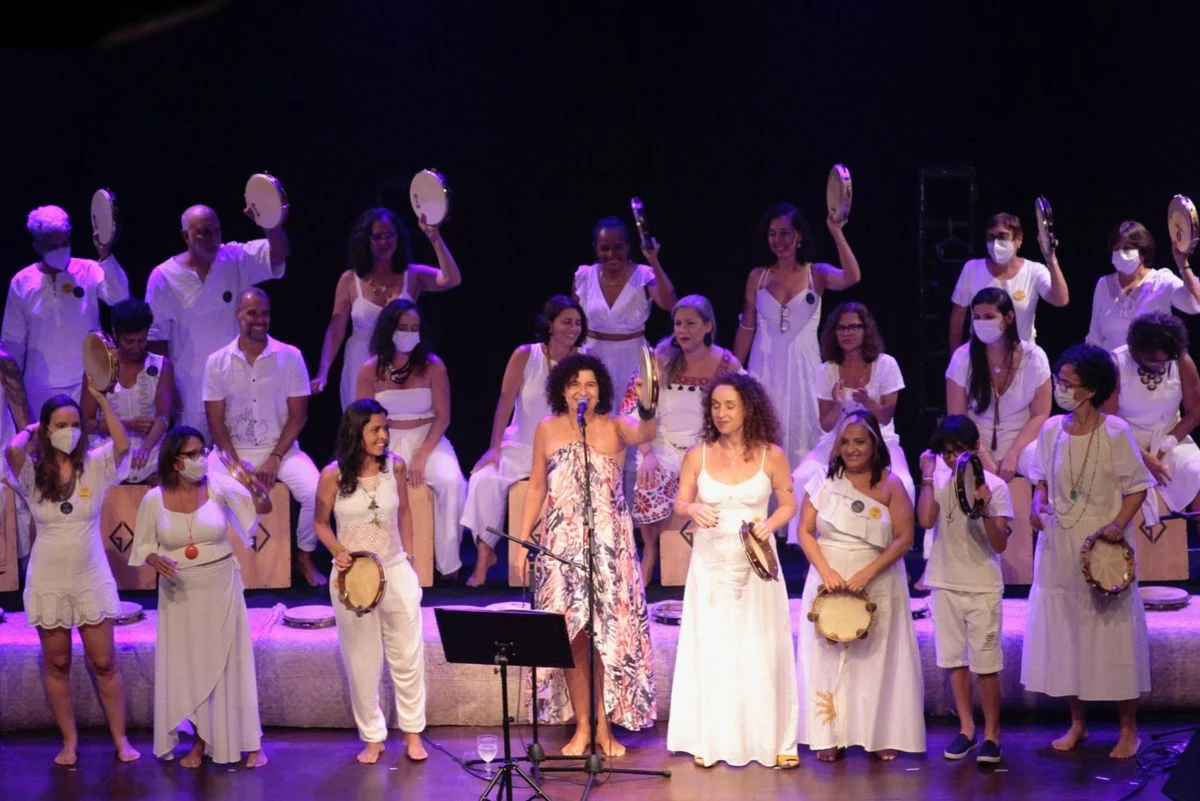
[796,548,926,753]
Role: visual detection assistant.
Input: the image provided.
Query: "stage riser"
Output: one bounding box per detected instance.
[0,598,1196,731]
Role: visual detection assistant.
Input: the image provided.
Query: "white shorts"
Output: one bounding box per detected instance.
[930,588,1003,674]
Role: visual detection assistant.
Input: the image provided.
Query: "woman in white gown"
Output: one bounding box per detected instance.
[1025,344,1153,760]
[1104,312,1200,514]
[130,425,270,768]
[3,387,140,765]
[668,373,798,769]
[461,296,586,586]
[788,302,912,545]
[1086,220,1200,351]
[311,207,462,409]
[796,410,925,761]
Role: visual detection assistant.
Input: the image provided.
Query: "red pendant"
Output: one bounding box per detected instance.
[185,543,199,560]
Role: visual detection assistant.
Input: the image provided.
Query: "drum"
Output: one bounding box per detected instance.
[410,169,451,226]
[282,604,336,629]
[112,600,144,625]
[630,196,653,251]
[826,163,852,224]
[90,188,119,247]
[82,331,119,393]
[244,173,288,229]
[635,343,660,418]
[1140,585,1190,611]
[1080,533,1135,595]
[217,450,270,505]
[739,520,780,581]
[1168,194,1199,257]
[650,599,683,626]
[1035,194,1056,253]
[954,452,985,518]
[807,587,876,644]
[336,551,387,616]
[910,598,929,619]
[485,601,532,612]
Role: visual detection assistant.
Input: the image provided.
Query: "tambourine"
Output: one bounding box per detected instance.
[410,169,451,226]
[1035,194,1056,253]
[1139,586,1189,611]
[91,188,119,247]
[635,343,660,419]
[1167,194,1199,257]
[282,604,336,629]
[739,520,780,582]
[630,196,653,251]
[1080,532,1135,595]
[650,599,683,626]
[112,600,144,625]
[954,452,985,519]
[244,173,288,229]
[337,551,387,616]
[826,163,852,224]
[217,450,270,504]
[807,586,875,644]
[82,330,119,393]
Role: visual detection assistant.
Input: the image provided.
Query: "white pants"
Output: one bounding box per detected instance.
[460,446,529,550]
[389,425,467,576]
[331,559,426,740]
[28,382,81,421]
[207,444,319,551]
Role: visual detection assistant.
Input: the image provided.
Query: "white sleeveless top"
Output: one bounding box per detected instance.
[340,271,412,409]
[574,263,653,335]
[104,353,164,421]
[696,445,771,536]
[504,343,552,448]
[375,387,433,421]
[1113,345,1186,451]
[333,466,405,565]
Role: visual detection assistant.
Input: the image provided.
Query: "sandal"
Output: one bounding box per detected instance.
[817,748,844,763]
[692,755,713,768]
[775,754,800,769]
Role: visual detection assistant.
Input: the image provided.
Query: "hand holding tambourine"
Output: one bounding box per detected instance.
[334,550,353,571]
[1035,195,1056,257]
[1097,521,1125,543]
[918,449,938,478]
[748,519,771,543]
[417,214,441,244]
[218,449,270,502]
[639,235,661,263]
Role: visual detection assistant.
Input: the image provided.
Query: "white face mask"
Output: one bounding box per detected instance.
[178,457,207,483]
[42,247,71,270]
[1054,384,1085,412]
[972,318,1005,345]
[392,330,420,353]
[50,427,81,454]
[1111,249,1141,275]
[987,239,1016,265]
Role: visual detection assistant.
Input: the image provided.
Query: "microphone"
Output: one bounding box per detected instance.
[576,397,588,424]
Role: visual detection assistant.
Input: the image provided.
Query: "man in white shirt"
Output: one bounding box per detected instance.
[203,288,324,586]
[2,205,130,415]
[147,204,289,441]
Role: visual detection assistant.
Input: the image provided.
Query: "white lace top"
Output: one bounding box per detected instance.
[333,464,405,565]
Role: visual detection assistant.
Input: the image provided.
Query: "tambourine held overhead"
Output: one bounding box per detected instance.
[244,173,288,229]
[1035,195,1056,253]
[826,163,852,224]
[630,196,653,250]
[635,343,660,419]
[1168,194,1199,257]
[82,330,119,393]
[410,169,451,226]
[90,188,119,247]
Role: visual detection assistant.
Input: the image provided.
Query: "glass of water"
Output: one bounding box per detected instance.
[476,734,499,777]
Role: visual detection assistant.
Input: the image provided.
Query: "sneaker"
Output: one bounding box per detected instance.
[976,740,1002,764]
[943,733,978,760]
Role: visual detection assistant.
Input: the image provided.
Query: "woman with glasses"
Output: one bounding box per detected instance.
[733,204,861,467]
[787,302,913,544]
[312,207,462,410]
[130,426,272,768]
[948,212,1068,350]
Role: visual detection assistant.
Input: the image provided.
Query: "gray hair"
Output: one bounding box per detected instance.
[26,206,70,236]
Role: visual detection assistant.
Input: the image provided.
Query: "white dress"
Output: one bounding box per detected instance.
[748,272,822,467]
[1021,415,1153,700]
[94,353,166,483]
[574,263,654,393]
[460,343,553,548]
[1086,269,1200,352]
[667,447,798,766]
[1113,345,1200,513]
[951,258,1052,343]
[787,355,914,545]
[6,441,127,626]
[129,475,262,763]
[339,272,412,411]
[796,473,926,753]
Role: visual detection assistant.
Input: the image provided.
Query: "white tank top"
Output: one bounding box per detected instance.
[505,344,552,447]
[105,353,164,421]
[333,466,405,565]
[1113,345,1185,450]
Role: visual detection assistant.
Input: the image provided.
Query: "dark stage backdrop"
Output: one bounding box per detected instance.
[2,1,1198,469]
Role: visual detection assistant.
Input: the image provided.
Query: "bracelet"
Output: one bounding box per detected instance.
[920,477,934,485]
[270,451,285,461]
[737,313,756,331]
[635,402,655,421]
[330,542,347,557]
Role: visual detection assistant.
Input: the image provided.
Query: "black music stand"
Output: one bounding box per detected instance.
[435,607,574,801]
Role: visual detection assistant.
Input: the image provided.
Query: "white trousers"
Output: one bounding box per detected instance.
[207,444,319,551]
[460,445,530,549]
[389,426,467,576]
[331,559,426,740]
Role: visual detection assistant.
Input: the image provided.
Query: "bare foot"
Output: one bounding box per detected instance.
[1051,725,1088,752]
[54,745,78,766]
[115,738,141,763]
[405,733,428,762]
[180,742,204,769]
[562,730,590,756]
[245,749,268,768]
[466,550,496,588]
[356,741,386,764]
[817,748,842,763]
[875,749,897,762]
[298,552,328,587]
[597,732,626,758]
[1110,730,1141,760]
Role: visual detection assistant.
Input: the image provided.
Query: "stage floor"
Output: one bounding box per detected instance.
[2,720,1192,801]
